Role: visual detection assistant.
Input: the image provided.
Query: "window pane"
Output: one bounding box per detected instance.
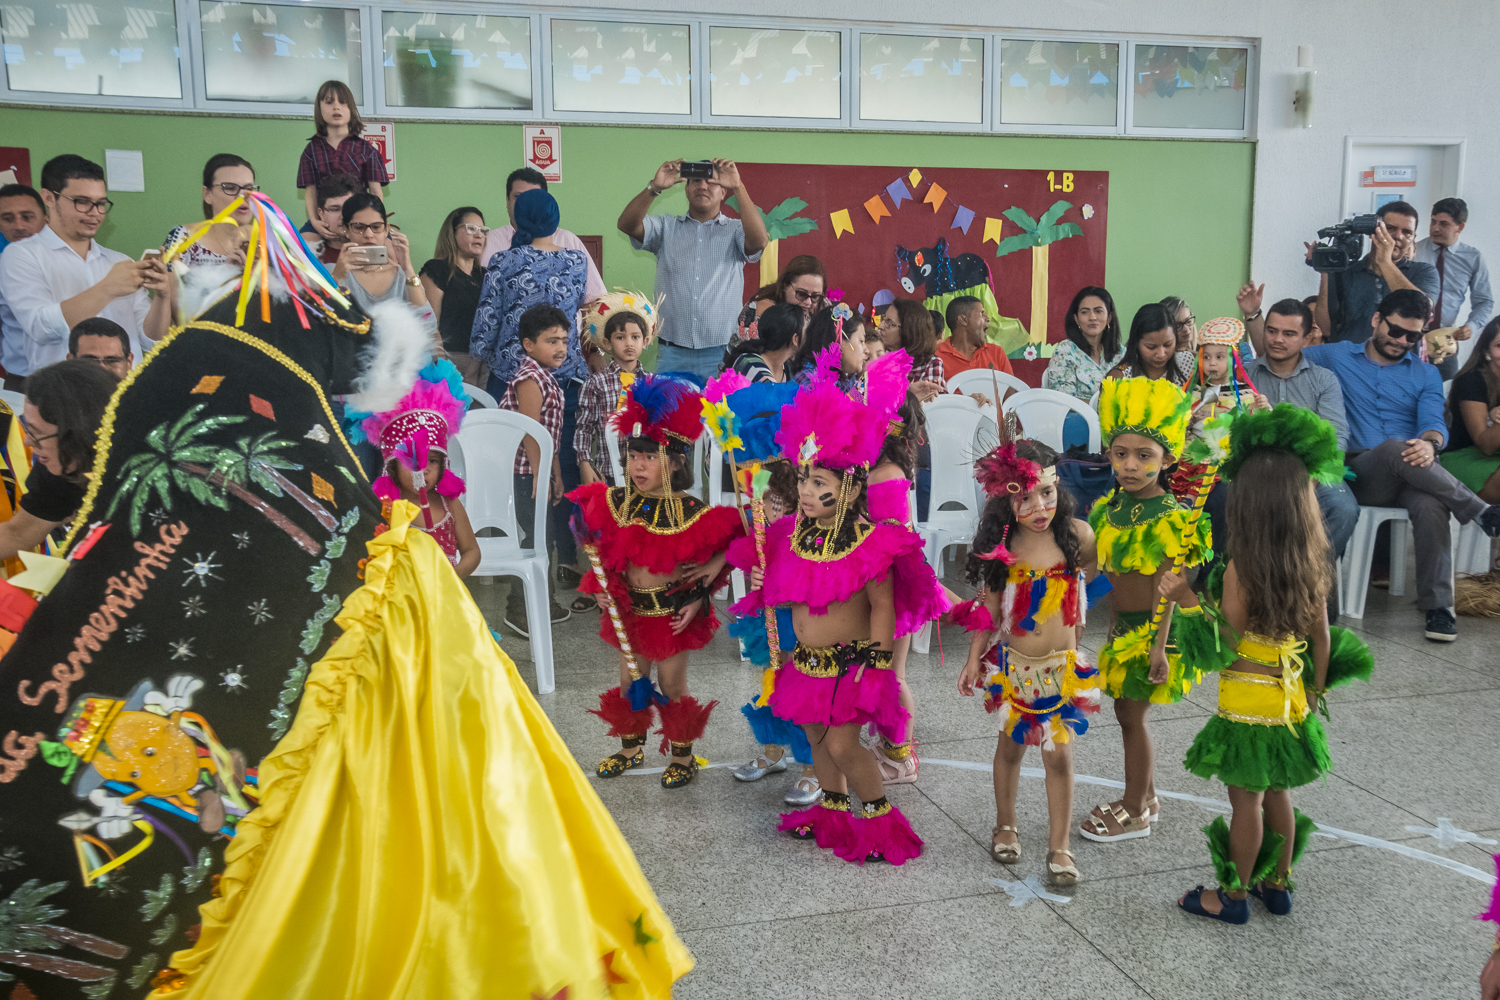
[858,33,982,124]
[709,26,839,119]
[551,19,690,115]
[1131,45,1247,131]
[1,0,181,98]
[382,11,530,109]
[200,2,362,104]
[999,39,1117,127]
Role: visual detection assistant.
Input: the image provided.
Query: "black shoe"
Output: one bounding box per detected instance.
[1480,505,1500,538]
[506,597,569,638]
[556,565,584,590]
[550,599,571,625]
[1424,608,1457,642]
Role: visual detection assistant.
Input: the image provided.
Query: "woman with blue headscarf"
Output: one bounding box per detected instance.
[471,187,592,626]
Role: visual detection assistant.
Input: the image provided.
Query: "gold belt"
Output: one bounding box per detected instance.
[627,583,675,618]
[792,641,894,678]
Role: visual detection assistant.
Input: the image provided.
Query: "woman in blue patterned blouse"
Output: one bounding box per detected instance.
[1042,286,1126,401]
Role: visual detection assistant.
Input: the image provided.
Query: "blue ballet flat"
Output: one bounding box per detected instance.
[1179,885,1249,924]
[1250,880,1293,915]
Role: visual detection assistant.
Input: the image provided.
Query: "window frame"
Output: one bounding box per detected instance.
[700,18,851,129]
[852,27,989,132]
[540,13,697,124]
[0,3,1258,141]
[991,32,1128,137]
[188,0,375,116]
[1123,37,1257,140]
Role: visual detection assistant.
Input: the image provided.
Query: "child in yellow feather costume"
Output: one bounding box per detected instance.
[1079,378,1229,845]
[153,503,691,999]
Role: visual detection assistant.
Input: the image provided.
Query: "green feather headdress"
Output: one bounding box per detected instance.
[1216,404,1346,485]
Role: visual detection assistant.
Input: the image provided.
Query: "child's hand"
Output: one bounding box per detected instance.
[1249,392,1270,411]
[1148,646,1171,685]
[579,462,598,486]
[958,657,983,697]
[670,598,702,635]
[1157,570,1192,604]
[749,565,764,591]
[679,552,727,590]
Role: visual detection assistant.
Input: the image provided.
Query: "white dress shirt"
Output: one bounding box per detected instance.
[0,227,150,372]
[479,224,606,300]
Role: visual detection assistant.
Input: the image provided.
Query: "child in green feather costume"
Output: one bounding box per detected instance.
[1165,404,1373,924]
[1080,377,1229,845]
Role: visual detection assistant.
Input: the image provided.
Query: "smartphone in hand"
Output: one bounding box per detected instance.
[679,160,715,179]
[348,244,388,266]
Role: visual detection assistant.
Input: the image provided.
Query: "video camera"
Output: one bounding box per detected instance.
[1307,214,1378,273]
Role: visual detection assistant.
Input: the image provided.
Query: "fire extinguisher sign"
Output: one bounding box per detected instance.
[524,126,561,183]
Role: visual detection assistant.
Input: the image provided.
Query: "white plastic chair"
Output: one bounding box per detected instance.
[464,385,498,409]
[604,426,627,485]
[1340,506,1410,619]
[452,409,555,693]
[1002,388,1102,453]
[0,389,23,414]
[1454,518,1493,576]
[919,394,984,575]
[947,368,1030,404]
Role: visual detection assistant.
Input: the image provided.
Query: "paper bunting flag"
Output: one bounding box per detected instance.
[983,217,1005,245]
[908,168,922,187]
[831,209,855,239]
[951,205,975,234]
[886,178,912,208]
[864,195,891,225]
[923,182,947,213]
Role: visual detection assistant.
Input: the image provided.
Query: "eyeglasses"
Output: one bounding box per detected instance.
[78,354,129,369]
[459,224,490,236]
[346,221,388,236]
[213,182,260,198]
[1382,321,1424,343]
[1174,315,1197,330]
[18,415,56,447]
[789,288,824,304]
[56,195,113,215]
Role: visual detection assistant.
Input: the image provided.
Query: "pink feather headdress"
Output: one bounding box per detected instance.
[776,348,912,471]
[360,367,468,517]
[976,442,1043,498]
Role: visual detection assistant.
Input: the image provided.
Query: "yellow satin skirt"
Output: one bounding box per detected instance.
[164,502,692,999]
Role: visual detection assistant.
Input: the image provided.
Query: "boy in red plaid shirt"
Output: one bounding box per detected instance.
[500,304,569,631]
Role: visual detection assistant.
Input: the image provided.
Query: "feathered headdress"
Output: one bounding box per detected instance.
[1215,403,1346,485]
[611,373,703,447]
[1097,377,1193,456]
[976,443,1044,498]
[582,287,665,351]
[776,346,912,471]
[348,360,470,520]
[724,381,799,465]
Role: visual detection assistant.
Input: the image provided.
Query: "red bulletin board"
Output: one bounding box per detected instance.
[730,163,1108,384]
[0,148,32,187]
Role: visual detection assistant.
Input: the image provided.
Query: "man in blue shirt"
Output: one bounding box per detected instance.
[1313,201,1439,345]
[1413,197,1493,380]
[1304,288,1500,641]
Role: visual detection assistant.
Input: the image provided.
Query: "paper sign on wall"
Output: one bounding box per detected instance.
[524,126,561,183]
[104,150,145,192]
[364,122,397,182]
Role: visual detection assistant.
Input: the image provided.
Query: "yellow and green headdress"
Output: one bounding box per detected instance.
[1097,377,1193,457]
[1217,404,1345,485]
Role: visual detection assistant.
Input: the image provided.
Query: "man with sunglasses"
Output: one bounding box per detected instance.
[1304,288,1500,641]
[0,155,150,374]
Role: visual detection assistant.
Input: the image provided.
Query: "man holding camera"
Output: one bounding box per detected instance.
[618,158,768,382]
[1300,288,1500,642]
[1310,201,1439,348]
[1413,197,1492,379]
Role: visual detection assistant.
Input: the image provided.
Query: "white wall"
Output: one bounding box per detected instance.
[531,0,1500,321]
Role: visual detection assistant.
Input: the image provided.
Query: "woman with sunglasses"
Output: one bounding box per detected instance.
[420,206,489,386]
[0,359,116,560]
[728,254,827,356]
[332,192,435,339]
[162,153,258,266]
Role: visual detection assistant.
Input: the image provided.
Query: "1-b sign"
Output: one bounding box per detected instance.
[524,126,561,183]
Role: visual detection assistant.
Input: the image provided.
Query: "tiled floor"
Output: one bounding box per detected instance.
[468,556,1500,1000]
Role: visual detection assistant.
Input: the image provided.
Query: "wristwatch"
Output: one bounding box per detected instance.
[1242,308,1262,320]
[406,273,422,287]
[646,184,662,197]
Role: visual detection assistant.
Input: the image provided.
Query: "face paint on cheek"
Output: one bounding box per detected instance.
[818,492,835,507]
[1141,465,1158,479]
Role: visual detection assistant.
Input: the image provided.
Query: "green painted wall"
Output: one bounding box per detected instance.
[0,106,1252,327]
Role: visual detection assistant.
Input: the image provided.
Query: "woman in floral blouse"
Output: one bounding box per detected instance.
[1042,286,1126,401]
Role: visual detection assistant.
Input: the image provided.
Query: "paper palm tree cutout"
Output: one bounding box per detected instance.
[729,195,818,286]
[104,404,333,556]
[995,200,1083,348]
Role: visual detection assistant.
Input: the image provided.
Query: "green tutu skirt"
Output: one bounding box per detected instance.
[1184,712,1331,792]
[1099,607,1231,704]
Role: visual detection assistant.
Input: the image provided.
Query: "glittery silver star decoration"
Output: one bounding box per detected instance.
[219,667,249,694]
[304,424,330,444]
[95,872,129,898]
[181,596,205,619]
[169,638,195,661]
[181,552,222,588]
[148,507,171,526]
[0,845,22,871]
[232,531,251,550]
[124,624,146,643]
[247,599,273,625]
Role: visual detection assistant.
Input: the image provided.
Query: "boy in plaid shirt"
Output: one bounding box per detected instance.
[576,291,662,487]
[500,304,569,631]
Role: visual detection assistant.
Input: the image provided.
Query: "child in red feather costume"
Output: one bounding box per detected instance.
[568,374,744,789]
[731,350,948,865]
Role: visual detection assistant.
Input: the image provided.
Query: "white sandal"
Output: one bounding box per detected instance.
[1079,801,1151,843]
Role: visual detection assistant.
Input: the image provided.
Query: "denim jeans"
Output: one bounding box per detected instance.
[654,341,725,386]
[486,376,582,569]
